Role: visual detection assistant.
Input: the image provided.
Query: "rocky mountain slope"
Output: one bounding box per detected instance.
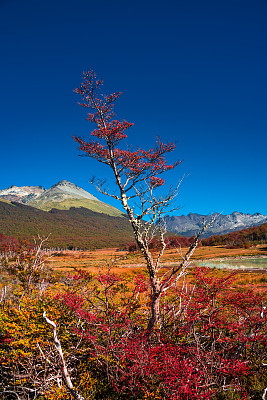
[163,212,267,238]
[0,181,124,217]
[33,180,98,203]
[0,185,45,203]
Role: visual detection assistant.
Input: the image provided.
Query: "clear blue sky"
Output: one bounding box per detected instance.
[0,0,266,215]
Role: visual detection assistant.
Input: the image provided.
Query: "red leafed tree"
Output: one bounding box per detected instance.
[73,71,209,336]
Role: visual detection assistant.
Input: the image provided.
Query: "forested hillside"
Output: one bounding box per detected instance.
[202,223,267,248]
[0,200,133,249]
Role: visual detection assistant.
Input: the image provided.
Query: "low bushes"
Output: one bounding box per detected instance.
[0,247,266,399]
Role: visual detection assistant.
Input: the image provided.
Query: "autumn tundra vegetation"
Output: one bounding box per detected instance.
[0,71,266,399]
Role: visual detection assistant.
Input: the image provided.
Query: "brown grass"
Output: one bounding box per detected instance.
[49,245,267,272]
[46,245,267,295]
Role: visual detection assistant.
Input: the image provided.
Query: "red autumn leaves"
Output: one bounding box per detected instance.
[73,70,179,188]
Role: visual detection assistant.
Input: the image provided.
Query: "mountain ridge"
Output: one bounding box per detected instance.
[163,212,267,238]
[1,181,266,238]
[0,180,124,217]
[0,180,98,203]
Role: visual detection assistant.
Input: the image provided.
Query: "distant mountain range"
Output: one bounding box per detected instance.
[0,181,266,246]
[163,212,267,238]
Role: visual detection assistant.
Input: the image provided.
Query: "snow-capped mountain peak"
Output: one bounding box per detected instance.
[0,181,98,204]
[0,185,45,203]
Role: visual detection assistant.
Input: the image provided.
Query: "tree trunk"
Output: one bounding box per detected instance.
[146,286,161,338]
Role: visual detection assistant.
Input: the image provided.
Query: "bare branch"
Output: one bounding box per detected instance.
[0,391,21,400]
[160,217,215,293]
[43,312,85,400]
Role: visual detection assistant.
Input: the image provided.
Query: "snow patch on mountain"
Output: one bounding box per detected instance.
[0,185,45,203]
[0,181,99,204]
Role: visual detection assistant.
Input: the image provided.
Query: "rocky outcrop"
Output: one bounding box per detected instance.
[0,185,45,203]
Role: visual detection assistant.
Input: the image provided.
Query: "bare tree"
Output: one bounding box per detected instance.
[74,70,209,336]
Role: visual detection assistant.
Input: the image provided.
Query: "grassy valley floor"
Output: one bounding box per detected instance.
[49,244,267,272]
